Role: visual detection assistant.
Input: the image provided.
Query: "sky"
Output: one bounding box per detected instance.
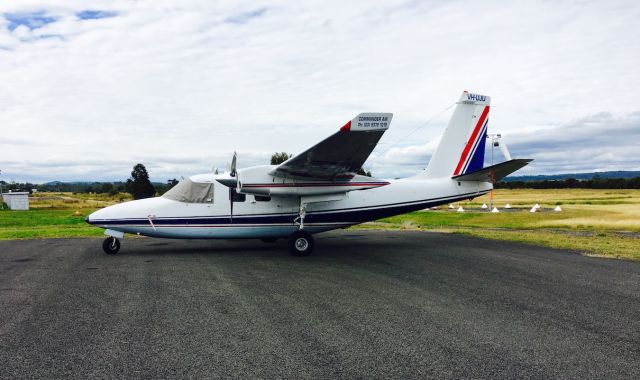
[0,0,639,183]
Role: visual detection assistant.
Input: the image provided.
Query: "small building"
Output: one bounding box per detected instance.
[1,192,30,210]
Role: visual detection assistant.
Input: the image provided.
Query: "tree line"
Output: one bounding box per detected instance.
[8,157,636,200]
[1,163,179,199]
[497,176,640,189]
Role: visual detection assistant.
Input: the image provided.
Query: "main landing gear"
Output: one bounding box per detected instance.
[288,230,314,256]
[289,201,315,256]
[102,236,120,254]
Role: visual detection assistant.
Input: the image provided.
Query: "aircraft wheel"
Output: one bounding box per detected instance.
[289,231,314,256]
[102,237,120,255]
[261,237,278,243]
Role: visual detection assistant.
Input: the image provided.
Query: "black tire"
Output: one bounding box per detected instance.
[102,237,120,255]
[288,231,314,256]
[261,237,278,243]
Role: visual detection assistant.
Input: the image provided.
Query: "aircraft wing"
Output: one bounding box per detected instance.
[270,113,393,180]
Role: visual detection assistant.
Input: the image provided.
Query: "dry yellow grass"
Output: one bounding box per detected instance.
[472,188,640,206]
[29,192,131,210]
[359,189,640,260]
[463,189,640,232]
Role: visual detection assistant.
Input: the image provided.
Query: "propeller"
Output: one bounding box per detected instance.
[226,152,238,223]
[216,151,239,188]
[230,151,237,177]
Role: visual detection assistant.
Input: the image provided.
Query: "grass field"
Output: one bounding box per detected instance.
[359,189,640,260]
[0,192,129,240]
[1,189,639,260]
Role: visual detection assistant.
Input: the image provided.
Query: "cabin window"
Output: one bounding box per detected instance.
[230,189,246,202]
[254,195,271,202]
[162,178,214,203]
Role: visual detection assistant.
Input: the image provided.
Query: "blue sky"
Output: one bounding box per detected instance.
[5,11,57,31]
[0,0,639,183]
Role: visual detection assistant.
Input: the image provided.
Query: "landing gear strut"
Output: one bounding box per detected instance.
[288,230,314,256]
[293,204,307,229]
[102,237,120,254]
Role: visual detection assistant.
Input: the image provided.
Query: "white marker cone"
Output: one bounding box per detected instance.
[504,204,512,209]
[491,207,499,213]
[481,203,488,209]
[448,204,455,209]
[554,205,562,212]
[530,207,538,213]
[457,206,465,212]
[534,203,541,209]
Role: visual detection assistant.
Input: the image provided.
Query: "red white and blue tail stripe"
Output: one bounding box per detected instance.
[453,105,489,176]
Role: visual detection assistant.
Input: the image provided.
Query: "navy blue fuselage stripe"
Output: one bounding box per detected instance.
[91,191,487,227]
[463,118,488,174]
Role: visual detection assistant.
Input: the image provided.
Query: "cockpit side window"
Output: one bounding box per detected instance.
[162,178,214,203]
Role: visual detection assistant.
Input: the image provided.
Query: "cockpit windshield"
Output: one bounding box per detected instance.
[162,178,214,203]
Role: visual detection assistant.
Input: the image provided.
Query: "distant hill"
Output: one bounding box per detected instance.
[43,180,91,186]
[42,180,165,186]
[504,171,640,182]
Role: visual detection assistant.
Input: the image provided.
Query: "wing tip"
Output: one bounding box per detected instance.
[343,113,392,132]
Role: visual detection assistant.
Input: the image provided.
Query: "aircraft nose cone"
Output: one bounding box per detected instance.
[85,210,98,225]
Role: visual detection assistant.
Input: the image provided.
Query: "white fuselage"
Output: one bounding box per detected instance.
[87,171,492,239]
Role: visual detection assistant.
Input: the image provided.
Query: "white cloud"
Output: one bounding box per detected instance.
[0,0,639,182]
[373,111,640,179]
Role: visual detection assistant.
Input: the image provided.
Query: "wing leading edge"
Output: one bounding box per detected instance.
[270,113,393,180]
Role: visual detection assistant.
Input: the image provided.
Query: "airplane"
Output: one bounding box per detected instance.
[86,91,532,256]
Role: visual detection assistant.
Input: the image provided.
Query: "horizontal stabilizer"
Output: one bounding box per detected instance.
[452,159,533,183]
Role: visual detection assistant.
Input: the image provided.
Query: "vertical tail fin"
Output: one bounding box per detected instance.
[418,91,491,178]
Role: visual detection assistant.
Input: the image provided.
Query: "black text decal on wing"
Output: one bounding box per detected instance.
[271,113,393,180]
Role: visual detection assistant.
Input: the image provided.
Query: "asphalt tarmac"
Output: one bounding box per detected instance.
[1,231,639,379]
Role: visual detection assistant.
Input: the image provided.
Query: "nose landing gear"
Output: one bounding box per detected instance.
[102,237,121,254]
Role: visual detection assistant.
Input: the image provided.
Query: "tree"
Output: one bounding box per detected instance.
[100,183,114,194]
[126,163,156,199]
[270,152,291,165]
[158,178,179,195]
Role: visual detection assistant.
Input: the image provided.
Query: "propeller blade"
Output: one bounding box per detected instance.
[229,187,233,221]
[230,151,237,177]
